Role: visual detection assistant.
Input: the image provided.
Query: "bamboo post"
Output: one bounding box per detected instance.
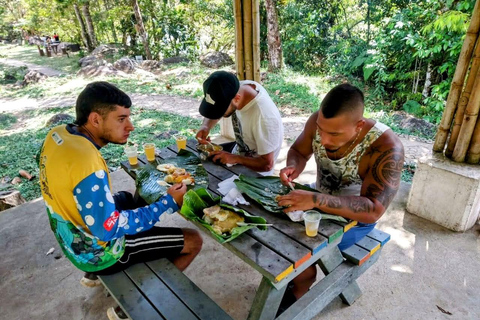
[243,0,254,80]
[466,116,480,163]
[451,66,480,162]
[252,0,261,83]
[234,0,245,80]
[446,38,480,157]
[433,0,480,153]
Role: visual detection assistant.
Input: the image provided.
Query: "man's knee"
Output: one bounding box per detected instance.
[182,228,203,254]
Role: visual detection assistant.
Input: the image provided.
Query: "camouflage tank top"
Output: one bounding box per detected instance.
[312,121,390,195]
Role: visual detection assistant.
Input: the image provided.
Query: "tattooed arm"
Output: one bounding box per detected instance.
[277,133,404,223]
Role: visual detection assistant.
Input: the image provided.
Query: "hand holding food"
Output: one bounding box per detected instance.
[167,183,187,206]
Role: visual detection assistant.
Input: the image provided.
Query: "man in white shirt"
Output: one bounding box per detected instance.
[196,71,283,175]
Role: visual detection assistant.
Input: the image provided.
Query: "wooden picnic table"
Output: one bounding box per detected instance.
[120,139,382,320]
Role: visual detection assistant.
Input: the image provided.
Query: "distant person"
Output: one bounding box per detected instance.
[276,83,404,313]
[38,82,203,319]
[195,71,284,175]
[53,32,59,42]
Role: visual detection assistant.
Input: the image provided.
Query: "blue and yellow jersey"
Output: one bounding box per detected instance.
[39,125,178,272]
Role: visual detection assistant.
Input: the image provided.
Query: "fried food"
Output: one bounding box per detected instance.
[203,205,244,235]
[158,163,195,185]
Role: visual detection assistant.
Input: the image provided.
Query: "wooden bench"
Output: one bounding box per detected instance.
[98,258,232,320]
[340,228,391,266]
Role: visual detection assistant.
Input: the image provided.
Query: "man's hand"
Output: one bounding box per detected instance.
[277,190,317,213]
[211,151,238,165]
[279,166,300,185]
[196,127,211,144]
[167,183,187,207]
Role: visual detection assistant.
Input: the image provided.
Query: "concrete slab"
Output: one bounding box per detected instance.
[1,173,479,320]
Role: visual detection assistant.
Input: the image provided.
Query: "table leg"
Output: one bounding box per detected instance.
[247,277,287,320]
[316,246,362,305]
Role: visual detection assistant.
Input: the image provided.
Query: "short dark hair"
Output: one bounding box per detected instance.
[75,81,132,126]
[320,83,364,118]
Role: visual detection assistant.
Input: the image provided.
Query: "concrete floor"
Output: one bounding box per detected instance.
[1,168,479,320]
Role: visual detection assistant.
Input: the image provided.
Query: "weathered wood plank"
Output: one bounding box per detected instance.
[124,263,198,320]
[331,219,358,233]
[99,271,165,320]
[147,259,232,320]
[366,228,391,246]
[247,277,287,320]
[356,236,381,256]
[338,281,362,306]
[341,244,371,266]
[317,219,344,243]
[277,249,382,320]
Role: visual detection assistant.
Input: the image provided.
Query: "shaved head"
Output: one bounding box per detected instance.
[320,84,364,122]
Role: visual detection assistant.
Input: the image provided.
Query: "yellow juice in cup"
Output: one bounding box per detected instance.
[306,224,319,237]
[304,211,321,237]
[175,135,187,150]
[128,155,138,166]
[125,146,138,166]
[144,143,155,162]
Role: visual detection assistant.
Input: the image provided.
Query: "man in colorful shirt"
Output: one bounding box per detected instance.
[276,83,404,311]
[195,71,284,175]
[39,82,203,304]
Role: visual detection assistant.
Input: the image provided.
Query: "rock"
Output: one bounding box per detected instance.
[77,65,128,78]
[11,177,22,185]
[78,56,108,68]
[200,51,234,69]
[392,111,437,138]
[45,113,74,127]
[113,57,137,73]
[0,190,26,211]
[140,60,163,72]
[24,70,48,85]
[90,44,121,58]
[161,56,190,65]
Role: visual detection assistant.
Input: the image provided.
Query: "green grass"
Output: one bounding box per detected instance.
[0,106,217,201]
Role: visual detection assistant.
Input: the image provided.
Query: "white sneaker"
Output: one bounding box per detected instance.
[80,272,102,288]
[107,306,129,320]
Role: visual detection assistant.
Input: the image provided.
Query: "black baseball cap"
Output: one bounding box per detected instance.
[199,71,240,119]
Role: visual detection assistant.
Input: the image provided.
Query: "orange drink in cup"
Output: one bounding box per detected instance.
[144,143,155,162]
[304,211,321,237]
[174,135,187,150]
[124,146,138,166]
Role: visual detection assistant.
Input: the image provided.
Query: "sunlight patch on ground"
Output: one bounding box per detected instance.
[390,264,413,274]
[0,97,39,112]
[175,83,201,92]
[56,77,89,93]
[384,226,416,257]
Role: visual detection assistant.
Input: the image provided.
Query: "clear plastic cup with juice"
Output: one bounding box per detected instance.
[124,146,138,166]
[174,135,187,150]
[304,211,321,237]
[144,143,155,162]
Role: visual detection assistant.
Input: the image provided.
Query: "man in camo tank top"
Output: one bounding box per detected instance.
[277,83,404,305]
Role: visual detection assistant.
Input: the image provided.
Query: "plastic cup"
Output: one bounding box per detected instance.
[174,135,187,150]
[124,146,138,166]
[144,143,156,162]
[304,211,321,237]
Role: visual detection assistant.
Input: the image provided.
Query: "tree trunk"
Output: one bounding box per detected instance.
[422,62,432,98]
[82,1,97,49]
[73,4,93,51]
[131,0,152,60]
[264,0,283,71]
[103,0,118,43]
[366,0,371,46]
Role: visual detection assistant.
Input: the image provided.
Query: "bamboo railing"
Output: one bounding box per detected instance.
[433,0,480,163]
[233,0,261,82]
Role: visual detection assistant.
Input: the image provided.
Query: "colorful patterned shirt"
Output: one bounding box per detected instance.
[39,124,178,272]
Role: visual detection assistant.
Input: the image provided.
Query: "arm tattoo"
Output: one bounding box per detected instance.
[313,193,342,209]
[368,148,404,207]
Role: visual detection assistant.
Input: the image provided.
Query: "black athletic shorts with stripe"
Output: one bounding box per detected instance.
[94,191,185,276]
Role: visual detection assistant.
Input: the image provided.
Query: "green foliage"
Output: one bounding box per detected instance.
[0,65,27,84]
[0,113,17,130]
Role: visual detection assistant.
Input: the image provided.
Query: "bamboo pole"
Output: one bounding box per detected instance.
[433,0,480,153]
[252,0,261,83]
[234,0,245,80]
[446,38,480,157]
[243,0,254,80]
[466,115,480,163]
[451,66,480,162]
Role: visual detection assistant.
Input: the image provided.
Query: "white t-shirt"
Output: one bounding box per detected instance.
[234,80,284,175]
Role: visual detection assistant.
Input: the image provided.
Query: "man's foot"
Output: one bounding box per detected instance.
[276,283,297,317]
[107,306,129,320]
[80,272,102,288]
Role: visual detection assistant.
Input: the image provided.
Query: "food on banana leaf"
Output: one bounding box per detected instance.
[158,163,195,185]
[156,163,177,173]
[202,205,245,235]
[157,180,171,187]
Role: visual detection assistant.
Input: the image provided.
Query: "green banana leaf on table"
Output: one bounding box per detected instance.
[135,149,209,204]
[234,174,347,223]
[180,188,268,243]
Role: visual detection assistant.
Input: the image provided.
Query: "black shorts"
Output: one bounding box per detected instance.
[94,191,185,275]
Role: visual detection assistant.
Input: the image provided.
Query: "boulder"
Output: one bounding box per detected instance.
[77,65,127,78]
[0,190,26,212]
[200,51,234,68]
[45,114,74,127]
[161,56,190,65]
[391,111,437,138]
[79,56,108,68]
[91,44,120,58]
[24,70,48,85]
[140,60,163,72]
[113,57,137,74]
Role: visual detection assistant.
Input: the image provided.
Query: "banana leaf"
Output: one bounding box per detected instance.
[234,174,317,214]
[135,149,209,204]
[320,213,348,223]
[180,188,268,243]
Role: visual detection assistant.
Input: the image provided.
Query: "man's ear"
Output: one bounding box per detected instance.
[88,112,102,128]
[356,119,365,132]
[233,93,241,103]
